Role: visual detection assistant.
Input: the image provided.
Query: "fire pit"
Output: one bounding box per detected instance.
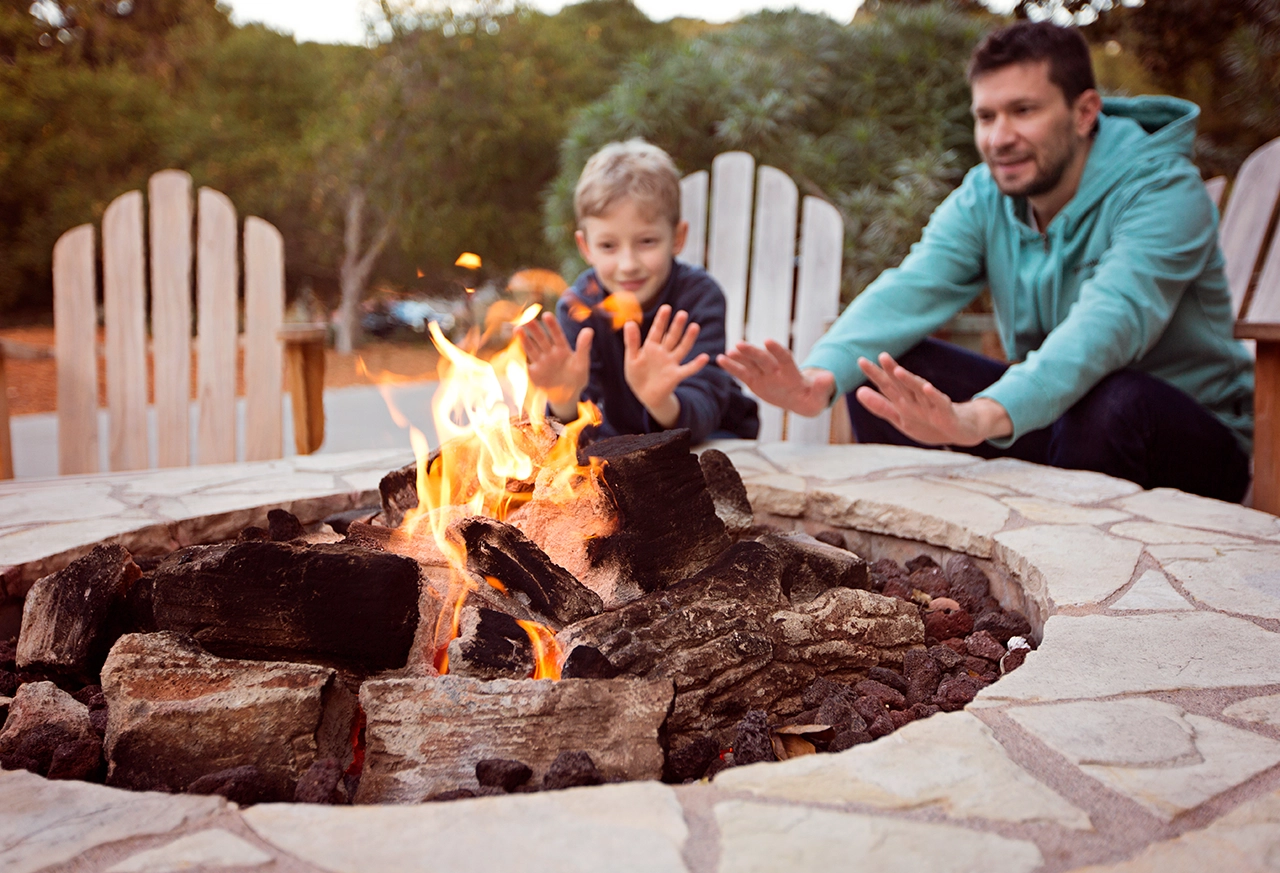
[5,439,1280,871]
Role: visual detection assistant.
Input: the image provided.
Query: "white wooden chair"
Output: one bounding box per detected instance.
[679,152,846,444]
[1225,137,1280,514]
[52,169,326,476]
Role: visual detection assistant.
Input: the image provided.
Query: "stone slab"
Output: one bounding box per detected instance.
[995,524,1143,608]
[814,477,1009,557]
[1110,570,1193,612]
[1010,700,1280,819]
[980,612,1280,702]
[742,474,808,518]
[243,781,688,873]
[1223,693,1280,729]
[0,768,225,873]
[1162,548,1280,619]
[713,710,1090,829]
[947,458,1141,504]
[104,829,273,872]
[757,443,979,480]
[1119,489,1280,539]
[1108,521,1254,546]
[714,799,1044,873]
[1002,497,1131,527]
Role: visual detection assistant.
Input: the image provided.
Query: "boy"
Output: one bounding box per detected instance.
[518,139,758,444]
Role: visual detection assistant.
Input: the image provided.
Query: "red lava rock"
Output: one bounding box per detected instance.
[965,630,1006,662]
[0,671,18,697]
[88,708,108,737]
[941,637,968,655]
[853,695,887,724]
[888,708,915,729]
[868,713,895,738]
[802,676,847,709]
[1001,647,1030,673]
[829,729,873,752]
[187,765,267,805]
[867,666,909,694]
[903,649,941,706]
[909,566,951,599]
[934,675,979,711]
[855,679,906,710]
[924,604,974,641]
[882,579,913,601]
[664,736,720,783]
[295,758,347,804]
[869,558,909,593]
[732,710,775,767]
[909,702,941,719]
[429,787,477,801]
[476,758,534,792]
[943,555,992,615]
[816,689,862,729]
[973,610,1032,644]
[904,555,938,573]
[962,655,996,676]
[46,735,103,781]
[543,751,606,790]
[928,644,964,671]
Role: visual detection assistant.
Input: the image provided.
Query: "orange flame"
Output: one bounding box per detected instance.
[561,288,641,330]
[455,252,482,269]
[517,619,563,680]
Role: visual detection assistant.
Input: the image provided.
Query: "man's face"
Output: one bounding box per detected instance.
[575,198,687,308]
[971,60,1096,200]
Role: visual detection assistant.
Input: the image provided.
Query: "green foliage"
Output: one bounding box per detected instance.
[545,4,994,301]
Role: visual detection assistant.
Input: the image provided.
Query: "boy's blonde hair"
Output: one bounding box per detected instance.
[574,139,681,228]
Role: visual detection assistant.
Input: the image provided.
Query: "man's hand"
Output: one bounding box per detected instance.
[717,339,835,417]
[856,352,1012,447]
[516,312,593,420]
[623,305,709,428]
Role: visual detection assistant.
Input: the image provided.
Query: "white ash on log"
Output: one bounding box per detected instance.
[355,675,673,804]
[16,543,140,682]
[698,448,755,535]
[447,516,603,626]
[100,632,350,801]
[755,531,870,604]
[512,429,729,608]
[146,540,421,672]
[558,540,923,744]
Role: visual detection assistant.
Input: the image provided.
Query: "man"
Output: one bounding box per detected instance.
[718,20,1253,503]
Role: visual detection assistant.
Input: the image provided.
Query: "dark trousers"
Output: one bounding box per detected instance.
[847,339,1251,503]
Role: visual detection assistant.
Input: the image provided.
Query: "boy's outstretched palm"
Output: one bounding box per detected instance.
[517,312,594,419]
[623,305,709,428]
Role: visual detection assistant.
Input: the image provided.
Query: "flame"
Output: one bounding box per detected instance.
[561,288,641,330]
[383,300,606,676]
[455,252,482,269]
[517,619,563,680]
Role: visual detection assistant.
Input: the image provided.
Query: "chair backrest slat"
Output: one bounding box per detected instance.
[707,152,755,350]
[243,217,285,462]
[678,169,708,269]
[149,170,193,468]
[787,196,844,445]
[1222,138,1280,320]
[53,225,99,475]
[1205,175,1227,210]
[746,166,799,443]
[196,187,240,465]
[102,191,149,472]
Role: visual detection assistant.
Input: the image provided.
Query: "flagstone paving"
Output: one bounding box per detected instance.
[3,441,1280,873]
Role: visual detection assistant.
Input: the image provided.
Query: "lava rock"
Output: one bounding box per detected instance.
[733,710,775,766]
[934,675,979,712]
[46,734,104,781]
[88,708,108,737]
[903,649,942,706]
[267,509,306,542]
[814,530,847,549]
[0,670,18,697]
[924,602,974,641]
[867,666,909,694]
[853,695,888,725]
[477,758,533,792]
[663,736,720,783]
[909,702,941,720]
[1001,647,1030,674]
[904,555,938,573]
[908,566,951,600]
[801,676,846,709]
[974,610,1032,644]
[888,708,916,730]
[855,679,906,710]
[929,644,964,671]
[0,681,94,776]
[187,765,267,805]
[868,558,908,594]
[828,728,873,752]
[72,684,106,710]
[543,751,605,790]
[429,788,478,801]
[965,630,1007,662]
[943,555,992,615]
[867,713,895,738]
[295,758,347,804]
[816,689,866,731]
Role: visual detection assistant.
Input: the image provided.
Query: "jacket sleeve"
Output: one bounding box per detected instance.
[659,277,738,443]
[803,172,990,395]
[976,167,1219,445]
[555,290,607,411]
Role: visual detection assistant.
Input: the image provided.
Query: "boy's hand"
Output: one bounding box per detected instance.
[623,304,709,428]
[718,340,835,417]
[516,312,593,420]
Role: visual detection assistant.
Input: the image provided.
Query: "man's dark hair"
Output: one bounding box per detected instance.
[967,21,1097,105]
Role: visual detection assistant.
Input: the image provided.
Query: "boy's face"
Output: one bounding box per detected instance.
[575,198,688,309]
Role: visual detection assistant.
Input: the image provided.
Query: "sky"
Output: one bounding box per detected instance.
[219,1,864,45]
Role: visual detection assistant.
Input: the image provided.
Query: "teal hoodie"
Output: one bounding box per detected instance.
[804,96,1255,451]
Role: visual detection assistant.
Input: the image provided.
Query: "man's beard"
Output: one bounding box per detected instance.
[986,130,1080,199]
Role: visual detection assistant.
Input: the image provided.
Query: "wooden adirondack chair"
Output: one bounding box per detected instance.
[1227,137,1280,514]
[52,169,326,476]
[679,152,847,444]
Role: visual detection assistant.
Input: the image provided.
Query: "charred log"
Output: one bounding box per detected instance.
[698,448,754,536]
[755,531,870,604]
[445,606,535,680]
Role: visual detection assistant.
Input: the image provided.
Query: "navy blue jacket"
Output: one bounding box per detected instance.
[556,260,759,444]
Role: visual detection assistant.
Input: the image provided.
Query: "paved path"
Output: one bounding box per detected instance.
[7,382,438,480]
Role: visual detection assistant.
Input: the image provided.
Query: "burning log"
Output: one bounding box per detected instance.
[100,632,350,801]
[558,540,923,744]
[445,606,536,681]
[355,675,673,803]
[448,516,603,626]
[16,543,140,683]
[147,540,421,672]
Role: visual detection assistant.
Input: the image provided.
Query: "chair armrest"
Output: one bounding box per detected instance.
[279,323,327,455]
[1235,322,1280,342]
